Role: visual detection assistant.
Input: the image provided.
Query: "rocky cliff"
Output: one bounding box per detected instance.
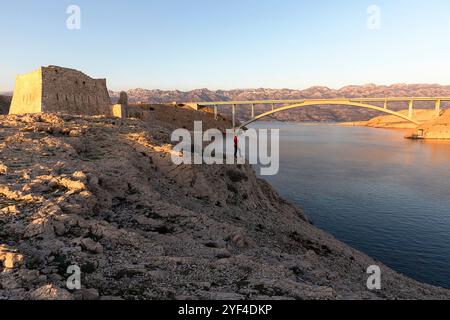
[1,108,449,300]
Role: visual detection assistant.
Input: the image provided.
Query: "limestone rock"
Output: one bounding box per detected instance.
[215,249,232,259]
[24,217,55,239]
[0,163,7,175]
[29,284,73,300]
[0,245,24,269]
[1,205,20,215]
[74,288,100,300]
[69,130,83,137]
[18,269,40,283]
[1,273,21,290]
[52,220,67,236]
[226,231,250,249]
[80,238,104,254]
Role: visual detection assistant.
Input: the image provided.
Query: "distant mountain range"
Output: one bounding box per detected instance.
[110,84,450,122]
[110,84,450,103]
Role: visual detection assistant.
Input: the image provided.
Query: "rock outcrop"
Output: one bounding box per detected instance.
[408,110,450,139]
[1,108,449,300]
[341,109,438,129]
[0,95,11,115]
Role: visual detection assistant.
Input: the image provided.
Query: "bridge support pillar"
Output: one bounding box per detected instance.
[251,104,255,119]
[232,104,236,128]
[435,100,441,118]
[408,100,413,119]
[384,100,388,109]
[272,103,275,111]
[214,105,218,120]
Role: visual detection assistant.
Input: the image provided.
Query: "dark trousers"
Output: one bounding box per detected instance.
[234,145,238,158]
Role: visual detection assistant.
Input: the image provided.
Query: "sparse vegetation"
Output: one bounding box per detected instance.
[226,169,248,183]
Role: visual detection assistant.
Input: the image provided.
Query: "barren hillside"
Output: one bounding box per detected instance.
[1,108,449,300]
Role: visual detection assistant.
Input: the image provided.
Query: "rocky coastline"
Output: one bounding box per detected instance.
[1,107,450,300]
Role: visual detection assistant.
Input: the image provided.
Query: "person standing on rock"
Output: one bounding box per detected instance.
[234,134,240,159]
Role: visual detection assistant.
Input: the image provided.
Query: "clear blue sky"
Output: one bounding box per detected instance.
[1,0,450,91]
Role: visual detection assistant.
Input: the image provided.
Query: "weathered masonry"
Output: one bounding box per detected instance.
[9,66,112,116]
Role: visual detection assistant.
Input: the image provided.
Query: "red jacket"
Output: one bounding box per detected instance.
[234,136,238,145]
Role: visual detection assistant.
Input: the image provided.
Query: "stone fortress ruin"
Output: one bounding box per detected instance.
[9,66,113,116]
[8,65,156,121]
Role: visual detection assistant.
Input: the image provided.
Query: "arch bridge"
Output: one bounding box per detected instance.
[186,97,449,129]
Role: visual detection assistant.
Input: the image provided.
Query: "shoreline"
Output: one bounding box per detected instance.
[253,118,450,141]
[1,111,450,300]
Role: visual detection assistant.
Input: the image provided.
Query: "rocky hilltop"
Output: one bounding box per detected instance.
[341,109,438,129]
[340,109,450,140]
[1,107,450,300]
[111,84,450,122]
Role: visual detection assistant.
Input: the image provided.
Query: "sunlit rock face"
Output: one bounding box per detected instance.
[411,110,450,139]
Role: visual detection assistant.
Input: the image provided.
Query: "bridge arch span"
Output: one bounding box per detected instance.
[238,101,420,129]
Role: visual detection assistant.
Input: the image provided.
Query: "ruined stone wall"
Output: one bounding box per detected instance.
[127,106,155,121]
[0,95,12,115]
[41,66,112,116]
[9,68,42,115]
[9,66,113,116]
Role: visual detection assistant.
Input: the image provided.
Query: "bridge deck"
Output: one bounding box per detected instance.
[192,97,450,108]
[184,97,449,129]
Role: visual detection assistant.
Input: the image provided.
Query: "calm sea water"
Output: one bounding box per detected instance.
[251,122,450,289]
